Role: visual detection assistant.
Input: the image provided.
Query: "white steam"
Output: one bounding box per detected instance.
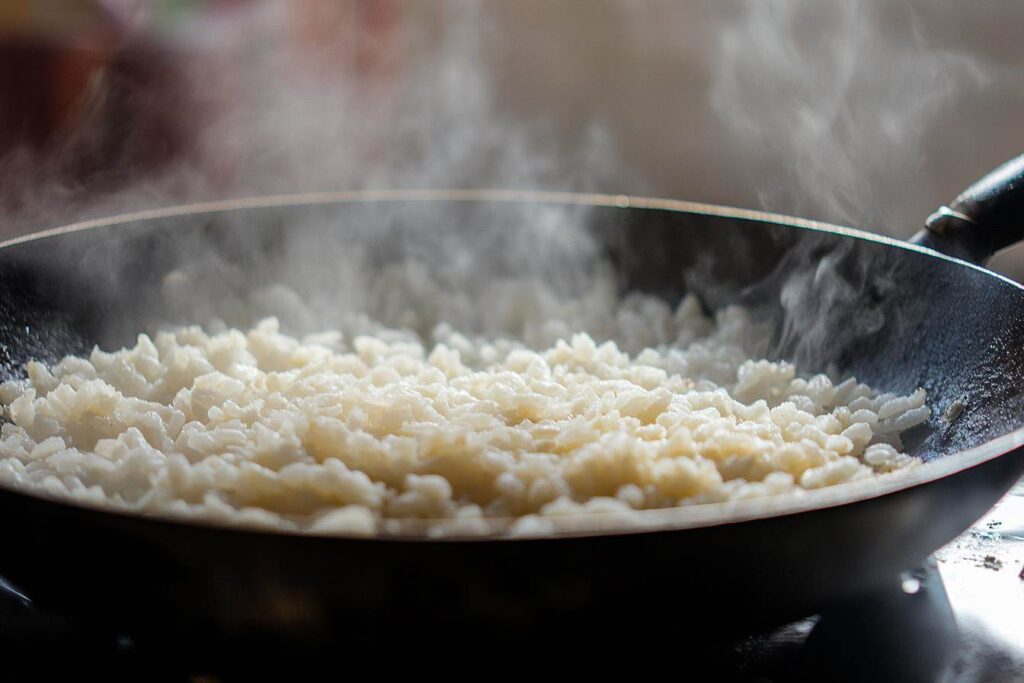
[0,2,615,231]
[712,1,989,231]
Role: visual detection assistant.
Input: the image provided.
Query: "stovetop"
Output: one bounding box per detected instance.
[2,480,1022,682]
[931,478,1024,682]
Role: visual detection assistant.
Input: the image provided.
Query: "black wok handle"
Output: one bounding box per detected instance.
[911,154,1024,265]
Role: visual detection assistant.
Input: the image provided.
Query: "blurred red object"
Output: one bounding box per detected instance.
[0,1,124,152]
[0,0,397,223]
[0,1,203,213]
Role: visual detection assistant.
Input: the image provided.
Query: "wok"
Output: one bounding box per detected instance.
[1,157,1024,654]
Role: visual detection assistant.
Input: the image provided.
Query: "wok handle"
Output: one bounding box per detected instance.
[911,153,1024,265]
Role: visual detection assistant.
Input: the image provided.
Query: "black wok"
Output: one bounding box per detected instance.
[1,158,1024,655]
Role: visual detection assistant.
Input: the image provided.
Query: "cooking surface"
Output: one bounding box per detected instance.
[1,481,1021,681]
[936,480,1024,678]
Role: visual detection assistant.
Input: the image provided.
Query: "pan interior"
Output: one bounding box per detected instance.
[2,197,1023,463]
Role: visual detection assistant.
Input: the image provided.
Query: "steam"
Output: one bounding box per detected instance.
[0,3,1008,239]
[712,1,989,232]
[0,1,1005,401]
[0,2,615,231]
[0,1,645,370]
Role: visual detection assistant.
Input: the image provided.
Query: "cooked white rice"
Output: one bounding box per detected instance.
[0,294,929,536]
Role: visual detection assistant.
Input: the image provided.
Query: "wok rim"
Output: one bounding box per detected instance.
[1,188,1021,542]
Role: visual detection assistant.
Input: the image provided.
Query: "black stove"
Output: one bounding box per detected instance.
[2,481,1021,682]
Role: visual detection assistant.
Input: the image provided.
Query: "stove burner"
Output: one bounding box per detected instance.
[0,559,964,682]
